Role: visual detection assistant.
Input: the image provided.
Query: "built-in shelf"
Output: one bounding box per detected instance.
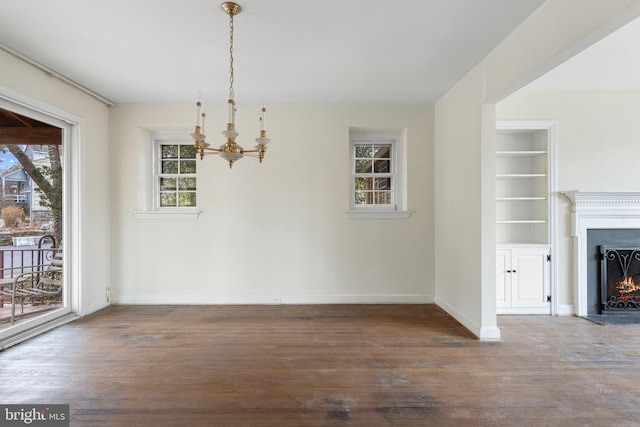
[497,220,547,224]
[496,197,547,201]
[496,174,547,178]
[496,151,547,157]
[496,123,551,246]
[496,122,555,314]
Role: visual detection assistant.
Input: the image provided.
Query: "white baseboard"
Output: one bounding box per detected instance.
[479,326,502,341]
[112,293,435,305]
[496,304,575,316]
[435,297,501,341]
[497,307,551,315]
[556,304,575,316]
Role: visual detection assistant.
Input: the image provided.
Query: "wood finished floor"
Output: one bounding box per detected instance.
[1,305,640,426]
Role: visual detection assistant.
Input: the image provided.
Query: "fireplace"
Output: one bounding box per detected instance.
[563,191,640,317]
[601,247,640,312]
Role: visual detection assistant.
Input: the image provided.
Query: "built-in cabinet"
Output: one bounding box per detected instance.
[496,246,550,313]
[496,122,554,314]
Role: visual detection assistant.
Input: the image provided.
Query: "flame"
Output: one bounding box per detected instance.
[616,276,640,295]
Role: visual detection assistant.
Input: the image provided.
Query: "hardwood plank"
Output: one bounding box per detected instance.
[1,305,640,426]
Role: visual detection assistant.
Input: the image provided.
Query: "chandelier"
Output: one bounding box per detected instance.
[190,2,270,169]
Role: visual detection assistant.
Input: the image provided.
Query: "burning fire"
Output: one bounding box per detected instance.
[615,276,640,295]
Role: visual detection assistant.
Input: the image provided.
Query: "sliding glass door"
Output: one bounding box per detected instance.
[0,100,71,339]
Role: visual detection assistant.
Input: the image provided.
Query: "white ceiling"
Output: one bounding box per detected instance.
[527,15,640,91]
[0,0,545,105]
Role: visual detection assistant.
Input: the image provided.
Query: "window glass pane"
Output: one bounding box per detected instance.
[355,177,373,191]
[374,159,390,173]
[375,191,392,205]
[374,144,391,159]
[355,159,372,174]
[375,177,391,190]
[178,192,197,207]
[180,160,196,174]
[162,160,178,174]
[355,145,373,159]
[160,177,176,191]
[178,177,197,191]
[160,192,177,207]
[355,191,374,205]
[161,145,179,159]
[180,145,196,159]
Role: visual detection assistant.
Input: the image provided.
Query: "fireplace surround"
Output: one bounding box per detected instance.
[563,191,640,317]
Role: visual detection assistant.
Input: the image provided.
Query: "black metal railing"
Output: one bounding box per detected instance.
[0,235,57,308]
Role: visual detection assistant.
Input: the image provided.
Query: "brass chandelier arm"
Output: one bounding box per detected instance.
[200,147,263,154]
[201,147,223,153]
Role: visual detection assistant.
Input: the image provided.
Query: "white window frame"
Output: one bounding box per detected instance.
[0,89,78,345]
[347,129,411,219]
[133,131,200,220]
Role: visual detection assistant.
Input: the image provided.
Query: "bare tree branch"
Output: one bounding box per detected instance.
[3,145,62,243]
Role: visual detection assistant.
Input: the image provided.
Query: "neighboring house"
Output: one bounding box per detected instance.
[0,145,52,225]
[0,167,29,212]
[24,145,52,223]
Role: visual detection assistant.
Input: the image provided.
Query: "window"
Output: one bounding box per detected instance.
[353,142,394,207]
[134,132,199,219]
[158,143,197,208]
[348,129,410,219]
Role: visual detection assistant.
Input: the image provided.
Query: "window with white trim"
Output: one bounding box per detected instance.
[157,142,197,207]
[149,132,198,209]
[353,142,394,207]
[133,132,200,219]
[348,129,410,219]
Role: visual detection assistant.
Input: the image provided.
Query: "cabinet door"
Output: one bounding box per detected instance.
[496,249,511,308]
[510,247,550,309]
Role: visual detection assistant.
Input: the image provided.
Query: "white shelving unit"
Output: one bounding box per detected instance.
[496,123,555,314]
[496,128,549,245]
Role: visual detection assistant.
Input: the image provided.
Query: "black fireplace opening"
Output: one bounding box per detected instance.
[601,246,640,313]
[586,229,640,316]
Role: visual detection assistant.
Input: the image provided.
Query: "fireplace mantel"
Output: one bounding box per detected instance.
[563,191,640,205]
[562,191,640,316]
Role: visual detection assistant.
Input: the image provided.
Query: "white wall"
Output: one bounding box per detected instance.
[434,0,640,339]
[434,71,485,335]
[0,49,111,315]
[110,104,434,304]
[497,89,640,312]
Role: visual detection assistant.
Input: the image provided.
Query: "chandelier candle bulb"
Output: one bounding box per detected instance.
[196,100,202,129]
[228,99,234,127]
[201,111,206,136]
[259,105,266,132]
[232,102,237,127]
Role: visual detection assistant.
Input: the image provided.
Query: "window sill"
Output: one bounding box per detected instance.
[346,210,412,219]
[133,210,200,220]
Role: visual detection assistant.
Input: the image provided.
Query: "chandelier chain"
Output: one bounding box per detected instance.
[228,11,235,101]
